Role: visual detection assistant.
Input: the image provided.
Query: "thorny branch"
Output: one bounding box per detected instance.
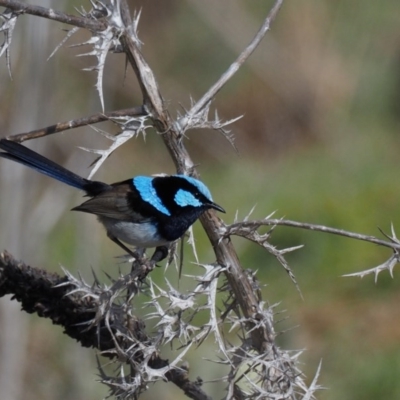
[7,107,146,143]
[178,0,284,133]
[0,251,212,400]
[226,218,400,251]
[90,4,301,395]
[224,218,400,280]
[0,0,107,31]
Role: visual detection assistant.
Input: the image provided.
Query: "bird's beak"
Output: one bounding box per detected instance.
[209,202,225,213]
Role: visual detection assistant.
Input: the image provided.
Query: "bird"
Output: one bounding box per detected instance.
[0,139,225,262]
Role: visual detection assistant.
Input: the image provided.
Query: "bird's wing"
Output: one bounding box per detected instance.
[72,183,152,223]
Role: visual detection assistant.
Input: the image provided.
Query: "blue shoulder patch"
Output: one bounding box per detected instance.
[174,175,213,201]
[174,189,202,208]
[133,176,171,216]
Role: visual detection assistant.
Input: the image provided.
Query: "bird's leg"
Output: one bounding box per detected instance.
[108,234,168,281]
[128,246,169,282]
[150,246,169,263]
[129,247,147,276]
[108,233,138,258]
[130,246,169,283]
[105,235,146,300]
[107,233,147,277]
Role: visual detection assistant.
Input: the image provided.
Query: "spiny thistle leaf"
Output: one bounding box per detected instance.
[0,9,18,78]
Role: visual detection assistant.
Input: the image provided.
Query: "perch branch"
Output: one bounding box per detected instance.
[0,251,212,400]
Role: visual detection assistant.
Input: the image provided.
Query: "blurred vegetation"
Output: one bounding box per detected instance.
[1,0,400,399]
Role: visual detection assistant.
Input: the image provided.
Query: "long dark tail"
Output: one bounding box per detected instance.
[0,139,110,195]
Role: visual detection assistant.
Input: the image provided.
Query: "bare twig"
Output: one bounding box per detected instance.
[342,252,400,281]
[225,218,400,282]
[0,0,107,31]
[6,106,146,143]
[178,0,284,132]
[224,218,400,252]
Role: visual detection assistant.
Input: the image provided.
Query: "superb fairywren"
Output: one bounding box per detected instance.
[0,139,225,261]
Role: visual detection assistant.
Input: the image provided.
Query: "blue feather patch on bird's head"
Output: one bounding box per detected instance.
[174,189,203,208]
[132,176,171,216]
[174,175,213,202]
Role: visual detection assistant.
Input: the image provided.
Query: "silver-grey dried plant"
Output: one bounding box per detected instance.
[0,1,398,399]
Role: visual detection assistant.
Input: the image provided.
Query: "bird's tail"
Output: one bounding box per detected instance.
[0,139,109,195]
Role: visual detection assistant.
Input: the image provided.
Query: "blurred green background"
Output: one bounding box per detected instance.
[1,0,400,399]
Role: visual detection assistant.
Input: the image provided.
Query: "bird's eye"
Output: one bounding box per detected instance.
[195,191,204,202]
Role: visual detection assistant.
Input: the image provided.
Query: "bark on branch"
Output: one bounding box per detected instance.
[0,251,212,400]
